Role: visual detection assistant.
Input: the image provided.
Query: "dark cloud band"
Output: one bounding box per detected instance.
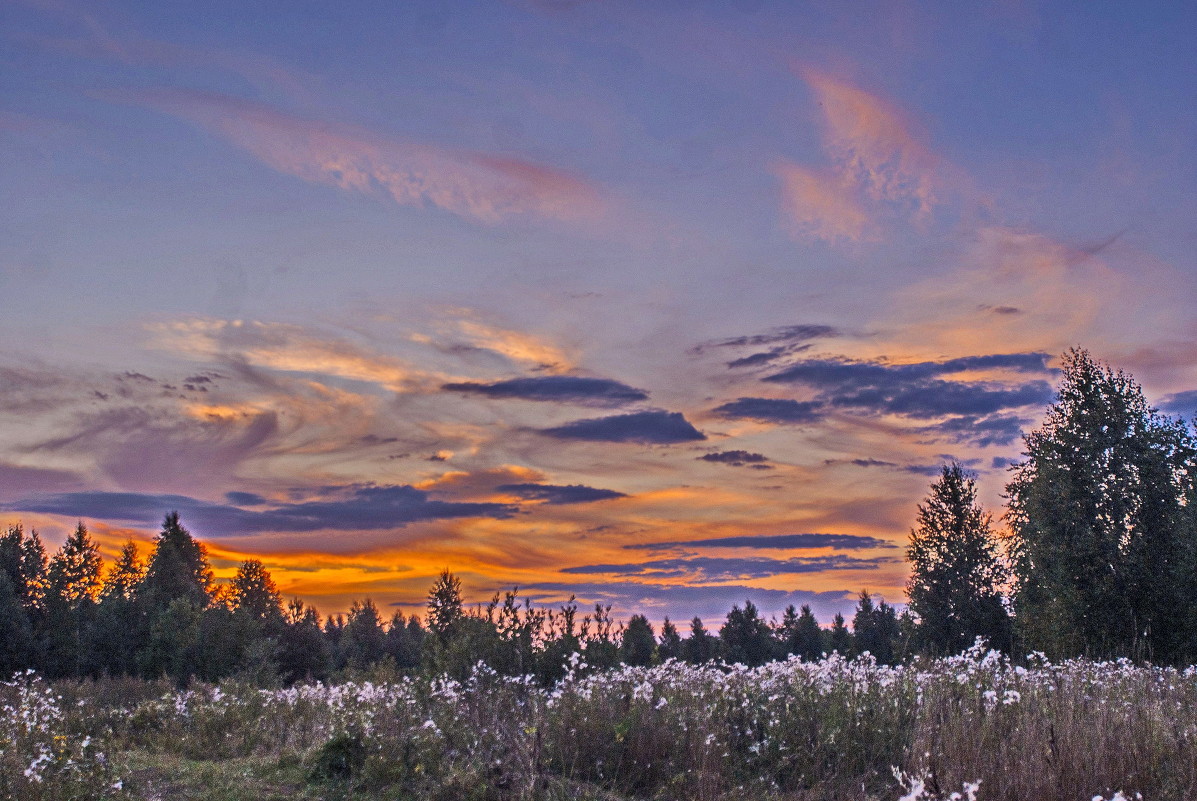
[442,376,647,406]
[8,484,516,536]
[625,533,897,551]
[539,410,705,444]
[496,483,627,504]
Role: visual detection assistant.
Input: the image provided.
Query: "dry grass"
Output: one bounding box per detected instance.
[4,646,1196,801]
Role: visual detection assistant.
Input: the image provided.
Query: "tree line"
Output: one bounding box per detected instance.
[0,510,911,684]
[2,347,1195,684]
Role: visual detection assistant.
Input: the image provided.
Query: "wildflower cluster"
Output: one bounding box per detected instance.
[0,670,125,801]
[8,643,1197,800]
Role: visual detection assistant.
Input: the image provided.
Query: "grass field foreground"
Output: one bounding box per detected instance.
[3,643,1195,800]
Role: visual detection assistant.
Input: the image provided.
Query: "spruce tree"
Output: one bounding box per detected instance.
[720,600,774,666]
[794,605,824,661]
[619,614,655,666]
[826,612,852,655]
[906,464,1010,655]
[46,522,102,608]
[425,569,463,641]
[228,559,283,622]
[657,617,683,663]
[683,616,718,664]
[139,512,213,610]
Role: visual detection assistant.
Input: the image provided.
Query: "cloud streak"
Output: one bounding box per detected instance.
[625,533,897,551]
[496,483,627,504]
[9,485,516,536]
[132,89,604,225]
[712,397,824,425]
[539,410,705,444]
[562,554,898,582]
[442,376,647,406]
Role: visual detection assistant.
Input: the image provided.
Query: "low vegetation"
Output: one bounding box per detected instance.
[4,643,1193,800]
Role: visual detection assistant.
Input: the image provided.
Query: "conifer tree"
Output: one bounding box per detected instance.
[683,616,718,664]
[425,569,463,641]
[826,612,852,655]
[228,559,283,622]
[139,512,213,610]
[720,600,774,666]
[46,522,102,608]
[793,605,824,661]
[619,614,655,666]
[906,464,1010,655]
[657,617,682,663]
[1006,349,1197,661]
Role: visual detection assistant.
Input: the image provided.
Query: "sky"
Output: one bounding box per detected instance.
[2,0,1195,627]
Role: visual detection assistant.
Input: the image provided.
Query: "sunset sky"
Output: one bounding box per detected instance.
[2,1,1195,626]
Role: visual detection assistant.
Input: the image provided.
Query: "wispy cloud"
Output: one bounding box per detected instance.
[130,89,605,225]
[774,163,871,242]
[562,553,897,582]
[800,68,940,218]
[777,69,945,243]
[150,318,438,393]
[624,533,897,551]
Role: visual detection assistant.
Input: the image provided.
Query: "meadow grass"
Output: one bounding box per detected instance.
[3,644,1194,800]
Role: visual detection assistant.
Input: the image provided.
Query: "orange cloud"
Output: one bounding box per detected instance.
[132,89,605,225]
[800,68,940,219]
[774,162,870,242]
[149,318,440,393]
[451,318,575,372]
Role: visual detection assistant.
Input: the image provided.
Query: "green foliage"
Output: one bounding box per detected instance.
[682,616,718,664]
[425,569,463,642]
[907,464,1011,655]
[1006,348,1197,661]
[139,513,214,612]
[656,617,682,663]
[719,601,773,666]
[308,730,366,782]
[618,615,655,667]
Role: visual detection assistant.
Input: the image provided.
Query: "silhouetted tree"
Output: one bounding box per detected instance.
[0,570,32,673]
[826,612,852,655]
[139,512,213,611]
[278,598,329,683]
[851,591,900,663]
[619,614,655,666]
[907,464,1011,655]
[657,617,682,663]
[425,569,464,642]
[228,559,283,623]
[789,605,824,661]
[341,599,388,670]
[385,611,424,671]
[720,600,773,666]
[47,522,102,608]
[683,616,718,664]
[90,541,144,676]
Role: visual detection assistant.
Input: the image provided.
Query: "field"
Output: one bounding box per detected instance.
[3,644,1194,801]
